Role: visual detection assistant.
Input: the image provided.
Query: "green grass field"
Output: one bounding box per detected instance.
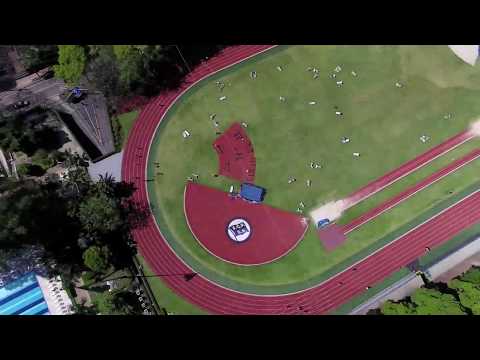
[143,46,480,310]
[118,110,139,146]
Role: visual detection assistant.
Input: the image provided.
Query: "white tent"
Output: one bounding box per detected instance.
[448,45,479,66]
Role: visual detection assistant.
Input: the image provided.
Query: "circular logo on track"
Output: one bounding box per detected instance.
[226,218,252,243]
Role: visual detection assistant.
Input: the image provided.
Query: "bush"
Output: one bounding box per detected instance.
[82,245,112,274]
[16,164,30,177]
[16,163,46,177]
[82,271,97,285]
[49,150,66,164]
[110,115,123,152]
[32,149,55,170]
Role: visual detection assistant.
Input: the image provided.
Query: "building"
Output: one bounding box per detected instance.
[448,45,479,66]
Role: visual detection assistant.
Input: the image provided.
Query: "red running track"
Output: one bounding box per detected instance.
[213,122,256,183]
[343,148,480,234]
[184,182,308,266]
[345,130,474,208]
[123,45,480,314]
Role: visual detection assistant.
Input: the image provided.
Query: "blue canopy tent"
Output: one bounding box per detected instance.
[240,183,266,203]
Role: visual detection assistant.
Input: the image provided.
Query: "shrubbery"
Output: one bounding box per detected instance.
[380,267,480,315]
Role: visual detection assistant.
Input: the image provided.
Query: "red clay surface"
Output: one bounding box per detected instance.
[213,122,256,183]
[184,182,308,266]
[345,130,474,208]
[122,45,480,314]
[343,148,480,234]
[317,224,347,251]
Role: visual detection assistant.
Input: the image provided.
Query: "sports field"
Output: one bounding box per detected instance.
[130,45,480,312]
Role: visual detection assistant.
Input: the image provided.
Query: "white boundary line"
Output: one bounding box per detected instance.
[345,151,480,234]
[344,134,474,208]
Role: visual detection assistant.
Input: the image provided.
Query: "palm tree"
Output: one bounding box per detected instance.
[62,150,91,196]
[97,173,116,197]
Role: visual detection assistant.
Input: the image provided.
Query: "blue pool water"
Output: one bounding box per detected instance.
[0,273,49,315]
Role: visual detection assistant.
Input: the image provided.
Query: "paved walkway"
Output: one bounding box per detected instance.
[435,253,480,283]
[88,151,123,182]
[427,236,480,281]
[350,274,424,315]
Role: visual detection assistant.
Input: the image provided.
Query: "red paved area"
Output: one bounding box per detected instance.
[184,182,308,266]
[345,130,474,207]
[343,148,480,234]
[317,224,347,251]
[122,45,480,314]
[213,122,256,183]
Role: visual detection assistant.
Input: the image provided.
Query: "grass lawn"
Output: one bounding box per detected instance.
[118,110,139,146]
[337,138,480,225]
[146,46,480,296]
[138,256,207,315]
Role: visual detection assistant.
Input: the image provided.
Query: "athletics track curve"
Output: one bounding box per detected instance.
[122,45,480,314]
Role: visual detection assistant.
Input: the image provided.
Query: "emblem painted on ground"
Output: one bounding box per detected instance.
[226,218,252,243]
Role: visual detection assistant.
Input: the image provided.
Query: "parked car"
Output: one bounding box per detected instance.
[316,218,331,229]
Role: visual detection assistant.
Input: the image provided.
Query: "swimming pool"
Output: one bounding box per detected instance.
[0,272,49,315]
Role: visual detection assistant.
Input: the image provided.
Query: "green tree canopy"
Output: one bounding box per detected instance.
[449,279,480,314]
[82,245,112,274]
[458,267,480,285]
[411,287,466,315]
[85,45,120,98]
[0,179,81,265]
[77,191,123,235]
[93,290,142,315]
[93,291,119,314]
[112,45,144,90]
[16,45,58,72]
[0,109,63,155]
[53,45,87,85]
[381,300,416,315]
[31,148,55,170]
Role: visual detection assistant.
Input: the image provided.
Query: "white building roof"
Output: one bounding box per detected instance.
[448,45,479,66]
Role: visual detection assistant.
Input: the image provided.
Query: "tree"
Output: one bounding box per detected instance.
[77,192,123,235]
[458,267,480,285]
[60,150,92,197]
[31,148,55,170]
[85,46,121,98]
[410,287,466,315]
[71,302,97,315]
[53,45,87,85]
[381,300,416,315]
[93,291,119,314]
[16,163,45,177]
[112,45,144,91]
[82,245,112,274]
[0,180,81,266]
[93,290,142,315]
[16,45,58,72]
[449,279,480,314]
[0,110,63,156]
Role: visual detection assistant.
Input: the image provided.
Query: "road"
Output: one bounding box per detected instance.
[0,71,114,160]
